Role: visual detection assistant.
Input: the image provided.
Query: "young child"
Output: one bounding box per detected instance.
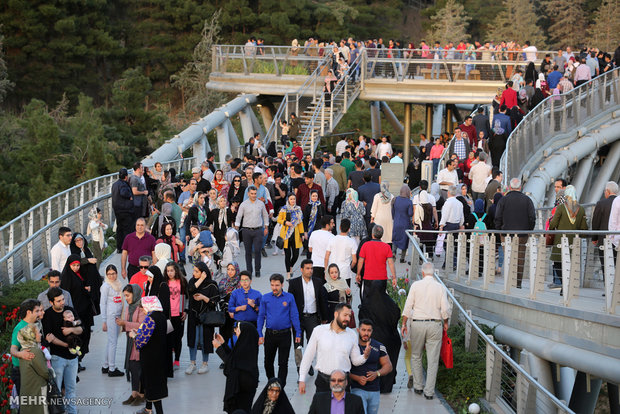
[87,206,108,265]
[221,228,240,268]
[100,264,125,377]
[62,310,82,356]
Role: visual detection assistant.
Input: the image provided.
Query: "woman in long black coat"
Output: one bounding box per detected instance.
[213,321,259,413]
[133,295,168,414]
[145,266,173,378]
[208,197,235,252]
[250,377,295,414]
[59,254,96,360]
[69,233,102,315]
[186,262,220,374]
[358,287,402,393]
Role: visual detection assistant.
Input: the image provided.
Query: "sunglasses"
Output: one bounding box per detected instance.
[139,266,149,269]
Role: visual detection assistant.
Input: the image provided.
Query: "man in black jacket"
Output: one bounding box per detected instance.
[592,181,618,276]
[494,178,536,289]
[288,259,328,374]
[111,168,134,253]
[308,370,365,414]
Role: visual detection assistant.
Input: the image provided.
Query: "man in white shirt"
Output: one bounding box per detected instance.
[609,195,620,247]
[523,41,538,63]
[324,168,340,216]
[439,186,464,269]
[50,226,72,271]
[437,159,459,199]
[401,262,451,399]
[299,303,371,394]
[324,219,358,284]
[468,152,492,201]
[335,137,348,156]
[308,216,336,281]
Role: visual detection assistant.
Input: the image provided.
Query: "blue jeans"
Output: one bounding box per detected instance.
[351,388,380,414]
[179,227,187,261]
[51,355,78,414]
[189,325,209,363]
[432,159,440,177]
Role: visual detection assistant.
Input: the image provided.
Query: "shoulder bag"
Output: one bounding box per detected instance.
[199,300,226,327]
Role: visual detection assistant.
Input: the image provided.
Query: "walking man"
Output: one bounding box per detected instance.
[50,226,72,272]
[299,303,371,394]
[37,270,73,311]
[120,218,156,280]
[308,216,336,281]
[235,186,269,278]
[356,225,397,302]
[401,262,451,400]
[257,273,302,388]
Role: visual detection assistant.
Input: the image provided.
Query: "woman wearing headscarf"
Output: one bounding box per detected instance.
[212,169,230,197]
[164,262,187,371]
[69,232,102,314]
[186,262,220,375]
[341,188,367,242]
[277,193,305,280]
[17,323,49,414]
[156,221,183,264]
[218,262,241,348]
[208,196,235,252]
[357,285,401,394]
[227,176,246,205]
[322,264,351,322]
[303,189,325,258]
[213,321,260,413]
[290,39,300,67]
[60,254,95,365]
[524,61,538,85]
[87,206,108,264]
[250,378,295,414]
[184,192,208,238]
[117,284,145,406]
[370,182,394,244]
[221,227,241,268]
[414,190,437,257]
[406,150,424,190]
[549,185,588,294]
[131,296,168,414]
[100,264,125,377]
[207,188,219,212]
[456,184,476,229]
[153,242,172,275]
[392,185,414,262]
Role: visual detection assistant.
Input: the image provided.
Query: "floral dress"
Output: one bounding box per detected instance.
[341,200,367,239]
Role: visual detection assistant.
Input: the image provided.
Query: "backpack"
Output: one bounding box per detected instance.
[199,230,214,248]
[472,212,487,240]
[493,119,505,135]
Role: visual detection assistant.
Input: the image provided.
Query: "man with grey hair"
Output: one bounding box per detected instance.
[324,168,339,217]
[468,152,491,201]
[401,262,451,399]
[593,182,618,282]
[307,368,365,413]
[494,178,536,289]
[356,225,397,302]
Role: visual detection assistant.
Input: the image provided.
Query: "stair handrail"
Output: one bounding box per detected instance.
[499,67,620,187]
[263,52,334,149]
[299,51,363,155]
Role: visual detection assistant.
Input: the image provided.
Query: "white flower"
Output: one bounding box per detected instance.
[398,288,407,296]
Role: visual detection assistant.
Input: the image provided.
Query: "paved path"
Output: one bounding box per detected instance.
[72,246,451,414]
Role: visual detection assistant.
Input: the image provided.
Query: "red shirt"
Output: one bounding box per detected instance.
[359,240,393,280]
[129,272,148,297]
[292,145,303,161]
[459,123,477,148]
[500,88,518,110]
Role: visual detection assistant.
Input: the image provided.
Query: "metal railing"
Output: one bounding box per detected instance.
[406,230,575,413]
[262,52,334,150]
[213,45,327,77]
[500,67,620,184]
[0,157,196,285]
[411,229,619,314]
[299,52,363,155]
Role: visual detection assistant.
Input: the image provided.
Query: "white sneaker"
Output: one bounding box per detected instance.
[185,362,196,375]
[197,362,209,374]
[272,248,279,256]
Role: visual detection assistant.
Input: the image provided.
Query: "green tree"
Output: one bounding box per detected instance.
[0,30,14,105]
[171,10,226,121]
[487,0,548,47]
[427,0,471,44]
[543,0,587,49]
[588,0,620,52]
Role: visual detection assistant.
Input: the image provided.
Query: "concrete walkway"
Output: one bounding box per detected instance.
[72,247,451,414]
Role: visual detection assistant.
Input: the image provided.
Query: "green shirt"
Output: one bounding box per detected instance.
[170,202,183,231]
[340,159,355,179]
[11,319,29,367]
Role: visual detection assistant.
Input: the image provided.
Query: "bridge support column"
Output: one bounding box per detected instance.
[585,140,620,203]
[569,371,602,414]
[192,133,210,166]
[445,106,454,133]
[379,102,404,135]
[239,106,261,141]
[525,351,556,414]
[572,153,595,201]
[425,104,433,140]
[258,101,276,139]
[608,383,620,414]
[370,101,381,140]
[215,119,240,160]
[403,103,411,170]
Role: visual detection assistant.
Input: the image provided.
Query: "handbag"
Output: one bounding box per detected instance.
[545,233,555,246]
[199,302,226,327]
[275,236,285,249]
[47,369,66,414]
[440,328,453,369]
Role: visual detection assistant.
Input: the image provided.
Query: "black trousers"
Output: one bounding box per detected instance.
[242,228,263,275]
[284,245,300,273]
[170,316,184,361]
[115,212,135,253]
[361,279,387,303]
[264,329,292,388]
[298,313,320,345]
[312,266,326,283]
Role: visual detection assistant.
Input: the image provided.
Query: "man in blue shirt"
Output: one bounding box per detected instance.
[228,270,262,326]
[257,273,302,388]
[547,65,563,89]
[349,319,393,414]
